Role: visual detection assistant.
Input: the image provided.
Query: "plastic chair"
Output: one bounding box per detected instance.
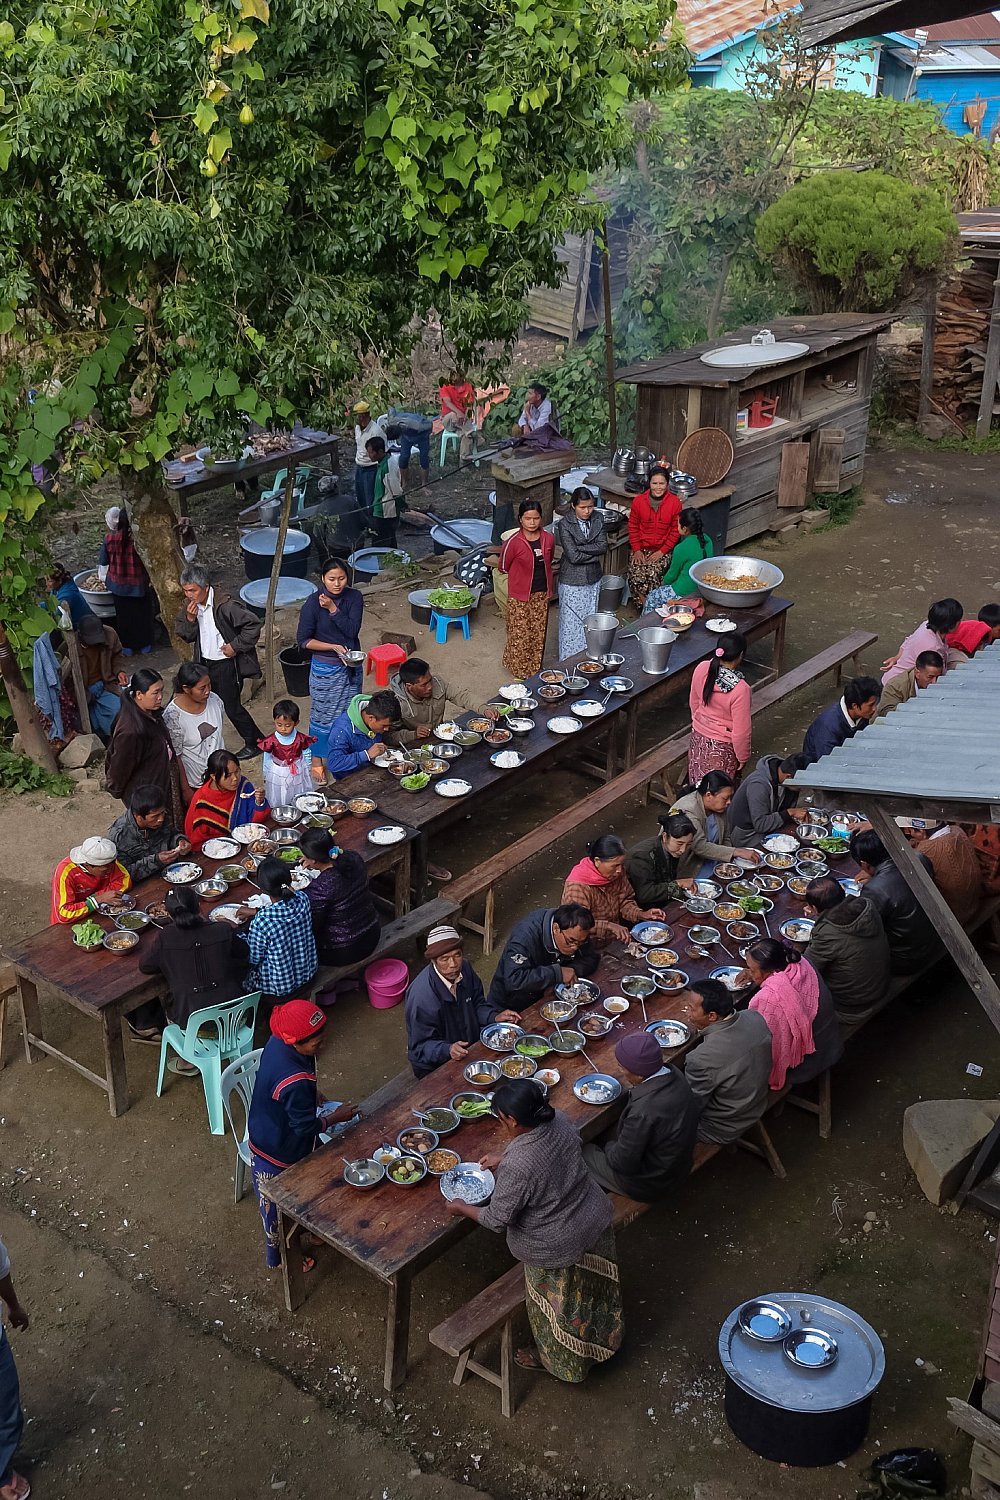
[221,1048,263,1202]
[430,610,471,643]
[156,992,261,1135]
[365,642,408,686]
[439,425,460,467]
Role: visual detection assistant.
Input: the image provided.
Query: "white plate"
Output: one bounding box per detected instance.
[294,793,329,813]
[435,777,472,798]
[201,838,240,861]
[290,867,321,890]
[209,904,244,924]
[231,825,272,846]
[163,862,203,884]
[499,682,527,700]
[705,618,737,634]
[763,834,799,854]
[547,716,582,735]
[436,721,461,740]
[572,699,605,718]
[245,893,272,909]
[368,825,407,845]
[490,750,526,769]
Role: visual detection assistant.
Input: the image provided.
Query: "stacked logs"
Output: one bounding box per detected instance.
[887,262,1000,426]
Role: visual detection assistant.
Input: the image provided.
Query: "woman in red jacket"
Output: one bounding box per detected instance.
[627,465,682,610]
[498,500,556,678]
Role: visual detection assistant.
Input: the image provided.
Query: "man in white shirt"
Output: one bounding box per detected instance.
[352,400,386,522]
[516,382,559,436]
[0,1235,30,1500]
[176,563,264,759]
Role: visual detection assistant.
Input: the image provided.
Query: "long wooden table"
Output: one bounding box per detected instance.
[263,845,852,1391]
[5,806,416,1117]
[331,595,791,882]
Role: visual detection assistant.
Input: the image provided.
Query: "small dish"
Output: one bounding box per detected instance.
[506,717,535,734]
[271,805,302,826]
[500,1054,538,1079]
[535,1068,561,1088]
[738,1299,792,1342]
[540,998,578,1023]
[578,1014,613,1037]
[573,1073,622,1105]
[651,969,689,992]
[194,877,227,900]
[367,825,407,845]
[603,996,629,1015]
[343,1158,386,1190]
[620,974,656,1000]
[102,930,140,954]
[480,1022,524,1052]
[783,1328,839,1370]
[347,797,377,815]
[463,1060,502,1087]
[548,1029,586,1054]
[600,653,625,668]
[705,617,737,634]
[386,1155,428,1187]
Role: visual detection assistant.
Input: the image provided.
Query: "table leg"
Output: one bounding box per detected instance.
[277,1211,306,1312]
[395,842,413,916]
[384,1272,412,1391]
[17,976,43,1064]
[102,1011,130,1117]
[623,701,639,771]
[772,613,787,677]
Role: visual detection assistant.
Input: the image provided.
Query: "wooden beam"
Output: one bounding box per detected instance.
[859,801,1000,1037]
[918,280,937,422]
[63,629,92,737]
[978,273,1000,440]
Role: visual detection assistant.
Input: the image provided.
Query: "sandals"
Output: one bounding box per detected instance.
[515,1346,545,1371]
[0,1472,31,1500]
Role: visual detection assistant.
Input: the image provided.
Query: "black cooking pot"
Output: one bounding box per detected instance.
[724,1377,874,1467]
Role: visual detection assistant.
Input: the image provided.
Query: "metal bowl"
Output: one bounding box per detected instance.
[783,1327,839,1370]
[514,1033,552,1060]
[102,929,140,955]
[424,1147,462,1177]
[483,728,513,746]
[500,1054,537,1079]
[738,1298,792,1342]
[685,896,717,915]
[726,920,760,941]
[302,813,334,829]
[506,717,534,734]
[578,1013,613,1038]
[435,742,464,758]
[539,670,567,685]
[114,911,151,932]
[270,804,302,825]
[688,555,784,610]
[385,1154,428,1187]
[452,730,482,747]
[386,760,417,778]
[271,826,302,846]
[797,822,827,843]
[753,872,785,892]
[780,918,815,945]
[413,1106,461,1135]
[603,996,629,1015]
[620,974,656,1000]
[549,1028,586,1054]
[537,684,566,702]
[343,1157,386,1190]
[463,1059,502,1087]
[540,998,578,1023]
[652,969,689,993]
[396,1126,439,1155]
[600,653,625,668]
[325,799,348,817]
[555,978,600,1006]
[631,921,674,948]
[577,659,606,676]
[480,1022,524,1052]
[710,965,750,992]
[96,893,135,915]
[839,878,862,897]
[449,1091,494,1119]
[562,675,589,693]
[194,878,228,900]
[341,648,366,666]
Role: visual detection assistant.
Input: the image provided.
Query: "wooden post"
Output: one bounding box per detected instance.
[918,279,938,423]
[977,272,1000,439]
[263,469,297,704]
[601,221,618,452]
[64,629,92,736]
[861,801,1000,1036]
[0,621,58,771]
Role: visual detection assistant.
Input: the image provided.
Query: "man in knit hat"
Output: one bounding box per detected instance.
[404,926,521,1079]
[582,1031,699,1202]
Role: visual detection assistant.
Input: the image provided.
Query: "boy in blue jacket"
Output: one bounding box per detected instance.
[325,691,401,780]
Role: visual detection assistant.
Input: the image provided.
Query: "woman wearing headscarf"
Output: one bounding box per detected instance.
[183,748,270,848]
[105,668,186,822]
[555,487,607,659]
[247,999,357,1269]
[498,500,555,679]
[99,505,155,654]
[687,631,751,785]
[446,1078,623,1382]
[561,834,667,945]
[626,465,681,611]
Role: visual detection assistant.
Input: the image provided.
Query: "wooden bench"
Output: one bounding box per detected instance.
[304,896,460,998]
[447,630,879,952]
[428,1119,785,1416]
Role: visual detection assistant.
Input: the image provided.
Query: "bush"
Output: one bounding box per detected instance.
[755,171,957,312]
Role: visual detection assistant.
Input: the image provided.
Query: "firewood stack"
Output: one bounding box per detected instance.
[887,263,1000,427]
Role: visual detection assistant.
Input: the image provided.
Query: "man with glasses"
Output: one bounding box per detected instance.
[488,903,599,1012]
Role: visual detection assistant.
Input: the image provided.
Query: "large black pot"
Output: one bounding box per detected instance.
[240,526,311,582]
[278,646,311,698]
[724,1376,874,1467]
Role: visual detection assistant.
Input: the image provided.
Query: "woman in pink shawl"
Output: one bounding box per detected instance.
[882,598,964,684]
[744,939,819,1091]
[560,834,666,944]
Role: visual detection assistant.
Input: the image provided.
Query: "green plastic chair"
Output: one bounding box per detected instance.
[221,1048,262,1202]
[156,992,261,1135]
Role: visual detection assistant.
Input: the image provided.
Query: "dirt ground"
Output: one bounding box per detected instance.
[3,439,1000,1500]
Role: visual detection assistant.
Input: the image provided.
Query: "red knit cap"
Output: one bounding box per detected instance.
[270,999,326,1045]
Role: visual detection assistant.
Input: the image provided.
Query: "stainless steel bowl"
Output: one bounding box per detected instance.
[562,675,589,693]
[270,804,302,825]
[344,1157,386,1190]
[195,878,228,900]
[271,826,301,846]
[463,1059,502,1087]
[688,555,785,610]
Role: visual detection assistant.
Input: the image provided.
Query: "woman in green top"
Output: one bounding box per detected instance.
[646,508,713,612]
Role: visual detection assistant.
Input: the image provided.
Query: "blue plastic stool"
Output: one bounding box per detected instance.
[430,609,471,643]
[439,426,460,468]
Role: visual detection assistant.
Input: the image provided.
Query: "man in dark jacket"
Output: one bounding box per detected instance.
[683,979,773,1145]
[405,926,520,1078]
[849,829,943,975]
[583,1031,699,1201]
[728,752,811,849]
[176,562,263,759]
[803,876,891,1023]
[107,783,190,882]
[801,676,881,766]
[487,904,599,1012]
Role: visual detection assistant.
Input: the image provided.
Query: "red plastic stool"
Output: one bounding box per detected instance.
[365,643,407,687]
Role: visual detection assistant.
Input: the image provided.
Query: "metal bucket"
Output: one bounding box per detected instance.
[637,626,677,675]
[584,612,619,658]
[597,575,626,612]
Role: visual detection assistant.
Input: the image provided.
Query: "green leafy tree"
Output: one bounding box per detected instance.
[755,170,958,312]
[0,0,687,731]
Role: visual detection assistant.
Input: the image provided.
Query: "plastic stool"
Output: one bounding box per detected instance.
[439,426,460,468]
[365,643,408,687]
[430,610,471,644]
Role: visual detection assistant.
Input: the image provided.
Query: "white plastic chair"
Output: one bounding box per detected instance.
[221,1048,263,1202]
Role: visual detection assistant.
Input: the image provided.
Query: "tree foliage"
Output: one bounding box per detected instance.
[0,0,687,678]
[755,170,957,312]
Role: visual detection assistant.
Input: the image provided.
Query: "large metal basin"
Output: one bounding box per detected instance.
[689,555,784,609]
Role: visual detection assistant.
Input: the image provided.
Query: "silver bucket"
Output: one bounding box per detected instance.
[637,626,677,675]
[584,612,619,658]
[597,574,626,612]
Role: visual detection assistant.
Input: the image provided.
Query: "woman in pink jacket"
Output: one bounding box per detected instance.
[882,598,963,683]
[688,631,752,785]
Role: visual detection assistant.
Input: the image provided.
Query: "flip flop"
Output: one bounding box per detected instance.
[0,1472,31,1500]
[515,1347,545,1371]
[427,863,452,883]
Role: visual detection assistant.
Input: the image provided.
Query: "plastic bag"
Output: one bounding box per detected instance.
[857,1448,947,1500]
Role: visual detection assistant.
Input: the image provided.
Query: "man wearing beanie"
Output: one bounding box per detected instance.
[405,926,521,1079]
[51,835,131,925]
[582,1031,699,1202]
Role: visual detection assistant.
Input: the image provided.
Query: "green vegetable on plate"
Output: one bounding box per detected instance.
[72,919,105,948]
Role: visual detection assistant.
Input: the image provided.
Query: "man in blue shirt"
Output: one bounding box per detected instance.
[801,676,881,766]
[325,691,401,780]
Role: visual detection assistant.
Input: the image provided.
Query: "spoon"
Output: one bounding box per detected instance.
[639,995,648,1025]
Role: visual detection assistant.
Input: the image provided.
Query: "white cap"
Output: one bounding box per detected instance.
[71,836,117,866]
[105,506,121,530]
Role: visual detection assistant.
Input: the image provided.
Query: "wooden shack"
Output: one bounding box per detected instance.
[616,313,892,545]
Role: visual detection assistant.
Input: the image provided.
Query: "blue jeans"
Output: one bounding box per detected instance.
[397,426,430,471]
[354,462,377,515]
[88,685,121,737]
[0,1332,23,1486]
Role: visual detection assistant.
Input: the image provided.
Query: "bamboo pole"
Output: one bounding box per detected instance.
[263,468,298,704]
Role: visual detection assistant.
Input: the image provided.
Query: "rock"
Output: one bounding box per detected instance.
[379,630,416,656]
[918,414,955,441]
[903,1098,1000,1206]
[58,733,100,770]
[65,768,95,784]
[864,1211,878,1222]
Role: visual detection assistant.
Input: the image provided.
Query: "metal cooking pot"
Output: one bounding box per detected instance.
[611,447,634,478]
[671,470,698,500]
[631,446,653,487]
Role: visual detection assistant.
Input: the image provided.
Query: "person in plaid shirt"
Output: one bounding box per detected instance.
[238,856,317,1003]
[99,506,155,654]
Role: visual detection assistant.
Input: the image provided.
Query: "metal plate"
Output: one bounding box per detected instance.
[572,699,605,718]
[163,862,203,884]
[548,716,583,735]
[645,1018,692,1049]
[440,1164,495,1204]
[784,1328,839,1370]
[738,1299,792,1342]
[780,918,815,944]
[367,825,406,845]
[573,1072,622,1106]
[435,777,473,798]
[719,1291,885,1413]
[631,921,674,948]
[710,966,748,992]
[201,838,240,860]
[480,1022,524,1052]
[763,834,799,854]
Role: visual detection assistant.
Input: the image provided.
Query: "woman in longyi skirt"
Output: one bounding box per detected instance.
[498,501,555,679]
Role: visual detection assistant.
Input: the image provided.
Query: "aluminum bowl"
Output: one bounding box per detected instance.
[194,877,228,901]
[385,760,417,778]
[652,969,689,993]
[548,1029,586,1054]
[343,1157,385,1190]
[578,1013,613,1039]
[114,910,151,932]
[271,826,302,846]
[396,1125,439,1155]
[385,1154,428,1187]
[270,804,302,825]
[620,974,656,1000]
[540,997,578,1023]
[102,929,140,955]
[562,675,589,693]
[688,555,784,610]
[514,1033,553,1061]
[463,1059,502,1087]
[436,742,465,758]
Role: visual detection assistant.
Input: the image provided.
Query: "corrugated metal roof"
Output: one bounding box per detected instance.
[905,11,1000,57]
[790,642,1000,809]
[675,0,786,57]
[800,2,990,48]
[889,39,1000,67]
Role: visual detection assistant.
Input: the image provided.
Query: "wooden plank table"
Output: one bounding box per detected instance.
[263,840,855,1390]
[4,806,416,1117]
[161,427,339,499]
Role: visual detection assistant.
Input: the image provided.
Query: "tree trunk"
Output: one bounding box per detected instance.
[123,471,188,655]
[0,620,59,771]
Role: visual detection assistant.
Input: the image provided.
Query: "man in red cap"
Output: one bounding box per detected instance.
[247,1001,357,1269]
[582,1031,699,1202]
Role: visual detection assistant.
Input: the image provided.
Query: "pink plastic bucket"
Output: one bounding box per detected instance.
[365,957,409,1010]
